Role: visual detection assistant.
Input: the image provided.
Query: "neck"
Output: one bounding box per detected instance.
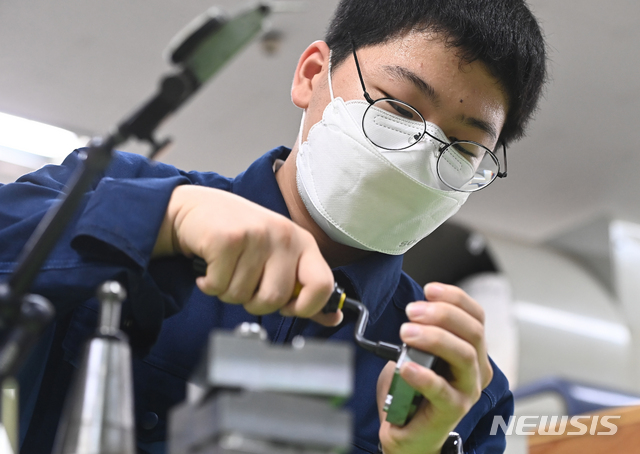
[275,144,373,269]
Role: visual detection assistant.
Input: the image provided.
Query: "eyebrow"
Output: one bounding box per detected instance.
[382,64,498,141]
[461,116,498,141]
[383,65,439,105]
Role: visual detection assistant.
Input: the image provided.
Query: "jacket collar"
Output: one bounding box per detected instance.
[334,253,403,323]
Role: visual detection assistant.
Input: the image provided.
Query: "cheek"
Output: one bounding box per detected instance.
[301,102,331,144]
[300,86,331,142]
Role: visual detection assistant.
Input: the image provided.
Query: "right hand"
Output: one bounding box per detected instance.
[153,185,340,326]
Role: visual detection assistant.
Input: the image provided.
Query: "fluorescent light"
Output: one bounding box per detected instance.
[0,111,88,164]
[513,301,631,346]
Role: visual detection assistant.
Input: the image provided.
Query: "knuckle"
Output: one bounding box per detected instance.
[459,344,478,365]
[410,327,439,353]
[428,327,446,347]
[380,434,406,453]
[296,304,317,319]
[469,383,483,403]
[206,285,225,297]
[218,294,240,305]
[296,225,314,242]
[476,305,486,324]
[272,218,296,244]
[318,276,335,298]
[201,286,222,297]
[201,277,227,296]
[483,363,494,388]
[222,287,252,305]
[299,228,322,254]
[451,286,473,308]
[429,304,449,326]
[242,303,264,316]
[244,299,280,316]
[248,223,269,245]
[198,230,215,248]
[223,229,248,249]
[260,301,283,315]
[449,396,468,415]
[432,376,450,402]
[281,218,298,238]
[468,323,485,346]
[259,288,289,310]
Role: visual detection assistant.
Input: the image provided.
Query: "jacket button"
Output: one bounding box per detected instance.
[141,411,159,430]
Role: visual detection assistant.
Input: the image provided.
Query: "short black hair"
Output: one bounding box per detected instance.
[325,0,547,146]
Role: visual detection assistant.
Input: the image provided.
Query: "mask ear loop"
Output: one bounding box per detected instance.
[297,110,306,148]
[327,50,335,102]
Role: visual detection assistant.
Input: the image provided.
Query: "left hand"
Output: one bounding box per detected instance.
[376,282,493,454]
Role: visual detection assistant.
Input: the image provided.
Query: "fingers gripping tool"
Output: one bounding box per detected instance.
[192,256,444,426]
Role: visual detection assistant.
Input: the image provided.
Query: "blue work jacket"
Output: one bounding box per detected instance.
[0,147,512,453]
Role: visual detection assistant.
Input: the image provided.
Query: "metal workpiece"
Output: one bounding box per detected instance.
[192,329,354,399]
[383,344,438,427]
[169,390,352,454]
[174,325,355,453]
[96,280,127,337]
[52,281,135,454]
[234,321,268,340]
[53,339,136,454]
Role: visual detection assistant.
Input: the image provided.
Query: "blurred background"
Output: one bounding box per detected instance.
[1,1,639,452]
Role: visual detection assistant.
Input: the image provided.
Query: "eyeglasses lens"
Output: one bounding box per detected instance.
[362,99,500,192]
[362,100,425,150]
[437,142,500,192]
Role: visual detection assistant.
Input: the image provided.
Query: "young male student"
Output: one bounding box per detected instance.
[6,0,547,452]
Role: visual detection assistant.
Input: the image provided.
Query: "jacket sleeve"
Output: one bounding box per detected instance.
[456,357,514,453]
[0,149,203,354]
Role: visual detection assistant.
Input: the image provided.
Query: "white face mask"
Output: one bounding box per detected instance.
[295,62,469,255]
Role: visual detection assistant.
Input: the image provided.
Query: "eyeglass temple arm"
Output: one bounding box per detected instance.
[497,142,508,178]
[350,37,375,105]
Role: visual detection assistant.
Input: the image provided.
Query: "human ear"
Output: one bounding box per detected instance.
[291,41,331,109]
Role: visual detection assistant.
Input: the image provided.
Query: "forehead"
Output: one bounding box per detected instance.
[359,30,503,89]
[352,31,509,143]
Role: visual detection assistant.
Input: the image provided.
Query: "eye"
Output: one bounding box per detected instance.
[375,93,421,121]
[452,143,475,157]
[449,138,484,161]
[390,102,416,119]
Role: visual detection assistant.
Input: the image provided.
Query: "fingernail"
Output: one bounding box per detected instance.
[425,283,444,300]
[400,323,420,340]
[406,303,424,318]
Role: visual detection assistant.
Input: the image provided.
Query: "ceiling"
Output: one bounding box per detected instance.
[0,0,639,244]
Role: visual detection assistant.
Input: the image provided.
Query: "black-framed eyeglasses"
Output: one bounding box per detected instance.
[350,41,507,192]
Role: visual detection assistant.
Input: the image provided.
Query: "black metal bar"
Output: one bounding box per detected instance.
[6,135,121,306]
